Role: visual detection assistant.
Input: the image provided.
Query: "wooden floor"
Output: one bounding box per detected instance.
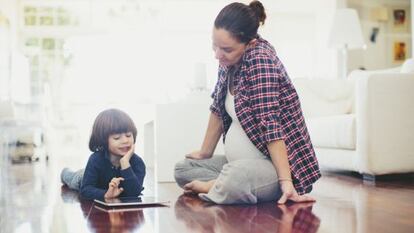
[1,151,414,233]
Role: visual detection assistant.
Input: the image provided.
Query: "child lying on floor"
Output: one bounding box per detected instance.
[61,108,146,201]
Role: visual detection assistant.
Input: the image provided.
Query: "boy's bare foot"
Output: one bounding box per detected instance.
[183,180,215,194]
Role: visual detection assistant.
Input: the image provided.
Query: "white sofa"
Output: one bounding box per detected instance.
[293,65,414,178]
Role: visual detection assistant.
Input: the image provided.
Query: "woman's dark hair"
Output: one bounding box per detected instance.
[88,108,137,152]
[214,1,266,44]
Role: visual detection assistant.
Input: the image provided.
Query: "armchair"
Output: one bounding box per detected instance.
[293,66,414,178]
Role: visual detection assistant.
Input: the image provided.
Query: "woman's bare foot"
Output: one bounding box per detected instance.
[183,180,216,194]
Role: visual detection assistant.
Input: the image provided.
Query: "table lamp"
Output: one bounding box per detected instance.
[328,8,365,79]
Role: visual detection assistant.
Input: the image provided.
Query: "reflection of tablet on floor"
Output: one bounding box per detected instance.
[94,196,170,207]
[94,205,144,213]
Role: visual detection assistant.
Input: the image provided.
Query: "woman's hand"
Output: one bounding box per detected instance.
[104,177,125,199]
[120,144,135,169]
[185,150,212,160]
[277,180,315,204]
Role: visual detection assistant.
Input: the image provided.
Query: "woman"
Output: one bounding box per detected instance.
[174,1,320,204]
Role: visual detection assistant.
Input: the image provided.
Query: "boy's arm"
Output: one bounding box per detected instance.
[80,155,106,200]
[120,154,146,197]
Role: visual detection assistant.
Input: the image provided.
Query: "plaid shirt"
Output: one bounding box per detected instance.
[210,36,321,194]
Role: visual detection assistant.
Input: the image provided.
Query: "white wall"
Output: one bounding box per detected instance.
[0,1,12,100]
[412,0,414,54]
[0,0,26,101]
[348,0,412,70]
[3,0,346,107]
[260,0,342,79]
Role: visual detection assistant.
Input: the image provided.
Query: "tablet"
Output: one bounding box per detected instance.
[94,205,144,213]
[94,196,170,207]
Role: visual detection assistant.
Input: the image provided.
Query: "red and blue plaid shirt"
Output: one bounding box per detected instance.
[210,36,321,194]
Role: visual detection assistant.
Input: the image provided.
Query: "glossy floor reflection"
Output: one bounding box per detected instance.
[1,148,414,232]
[58,185,320,233]
[174,194,320,233]
[60,186,158,233]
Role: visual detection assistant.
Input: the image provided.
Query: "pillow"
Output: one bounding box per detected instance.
[400,58,414,73]
[293,79,354,118]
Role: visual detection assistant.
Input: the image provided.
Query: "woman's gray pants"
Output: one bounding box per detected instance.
[174,155,282,204]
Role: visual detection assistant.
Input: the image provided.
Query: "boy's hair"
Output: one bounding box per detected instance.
[88,108,137,152]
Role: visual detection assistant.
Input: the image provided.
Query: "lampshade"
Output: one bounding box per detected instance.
[328,9,365,49]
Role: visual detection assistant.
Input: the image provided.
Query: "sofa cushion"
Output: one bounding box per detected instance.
[293,79,354,118]
[400,58,414,73]
[306,114,355,150]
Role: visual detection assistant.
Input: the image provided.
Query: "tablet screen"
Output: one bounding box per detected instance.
[94,196,169,207]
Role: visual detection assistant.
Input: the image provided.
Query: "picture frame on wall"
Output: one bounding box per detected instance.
[393,9,406,26]
[389,38,411,65]
[386,6,411,65]
[389,7,411,33]
[393,41,407,62]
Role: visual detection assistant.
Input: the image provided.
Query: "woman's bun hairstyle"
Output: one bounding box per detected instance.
[249,0,266,25]
[214,1,267,43]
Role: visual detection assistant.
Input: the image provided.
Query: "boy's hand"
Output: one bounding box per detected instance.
[120,144,135,169]
[104,177,124,199]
